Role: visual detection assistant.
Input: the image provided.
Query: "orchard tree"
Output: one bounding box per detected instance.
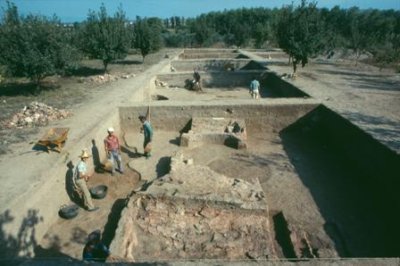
[344,7,370,65]
[188,16,215,47]
[133,18,151,62]
[78,4,130,72]
[276,0,324,74]
[133,17,163,62]
[253,22,270,48]
[0,1,79,85]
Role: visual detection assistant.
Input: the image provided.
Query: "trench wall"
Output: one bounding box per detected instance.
[171,59,254,72]
[261,72,309,98]
[156,71,261,88]
[119,101,320,136]
[179,49,241,59]
[280,105,400,257]
[300,106,400,208]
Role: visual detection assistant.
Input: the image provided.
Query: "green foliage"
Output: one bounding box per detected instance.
[0,1,79,84]
[188,16,215,47]
[1,1,399,80]
[163,29,194,47]
[276,0,324,73]
[78,4,130,71]
[132,17,163,62]
[253,22,270,48]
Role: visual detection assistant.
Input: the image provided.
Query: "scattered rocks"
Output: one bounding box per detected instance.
[154,79,168,87]
[80,73,136,84]
[4,101,72,128]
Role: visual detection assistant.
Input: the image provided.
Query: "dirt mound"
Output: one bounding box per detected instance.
[3,101,72,128]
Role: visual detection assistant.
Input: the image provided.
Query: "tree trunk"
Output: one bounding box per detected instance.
[103,61,109,73]
[355,49,360,66]
[292,60,298,75]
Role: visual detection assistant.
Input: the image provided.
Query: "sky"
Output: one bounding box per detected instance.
[1,0,399,23]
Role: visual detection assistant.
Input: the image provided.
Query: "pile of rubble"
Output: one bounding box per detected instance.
[5,101,72,128]
[154,79,168,87]
[79,73,136,84]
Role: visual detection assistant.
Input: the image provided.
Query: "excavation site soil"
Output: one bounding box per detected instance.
[0,48,399,264]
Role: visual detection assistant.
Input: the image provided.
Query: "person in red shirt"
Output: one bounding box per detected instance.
[104,127,123,175]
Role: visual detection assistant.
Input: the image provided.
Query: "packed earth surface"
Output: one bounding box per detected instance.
[0,48,399,265]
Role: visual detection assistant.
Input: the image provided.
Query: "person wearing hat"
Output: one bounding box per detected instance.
[104,127,123,175]
[75,150,99,212]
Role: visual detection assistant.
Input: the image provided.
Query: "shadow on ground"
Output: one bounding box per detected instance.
[280,105,400,257]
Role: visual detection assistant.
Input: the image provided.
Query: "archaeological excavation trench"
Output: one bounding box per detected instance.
[110,101,400,261]
[35,49,400,262]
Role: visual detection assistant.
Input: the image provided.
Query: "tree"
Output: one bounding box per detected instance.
[276,0,324,74]
[253,22,270,48]
[0,1,79,85]
[344,7,370,65]
[78,4,130,72]
[188,16,215,47]
[133,17,163,62]
[147,18,163,52]
[320,6,347,51]
[369,10,400,70]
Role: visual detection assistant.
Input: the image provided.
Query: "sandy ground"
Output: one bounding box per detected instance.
[0,48,399,262]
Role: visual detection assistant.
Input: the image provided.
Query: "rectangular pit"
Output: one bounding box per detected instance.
[155,71,308,98]
[179,49,243,59]
[114,102,400,260]
[171,59,261,72]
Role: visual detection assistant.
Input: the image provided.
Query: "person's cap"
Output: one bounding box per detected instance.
[107,127,114,132]
[79,150,90,158]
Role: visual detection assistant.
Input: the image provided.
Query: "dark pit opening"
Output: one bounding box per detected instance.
[102,198,128,247]
[273,212,297,259]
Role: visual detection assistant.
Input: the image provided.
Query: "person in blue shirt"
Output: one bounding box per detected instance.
[139,115,153,159]
[249,76,260,99]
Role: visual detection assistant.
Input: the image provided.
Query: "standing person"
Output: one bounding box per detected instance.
[75,150,99,212]
[82,230,110,262]
[249,77,260,99]
[139,115,153,159]
[104,127,123,175]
